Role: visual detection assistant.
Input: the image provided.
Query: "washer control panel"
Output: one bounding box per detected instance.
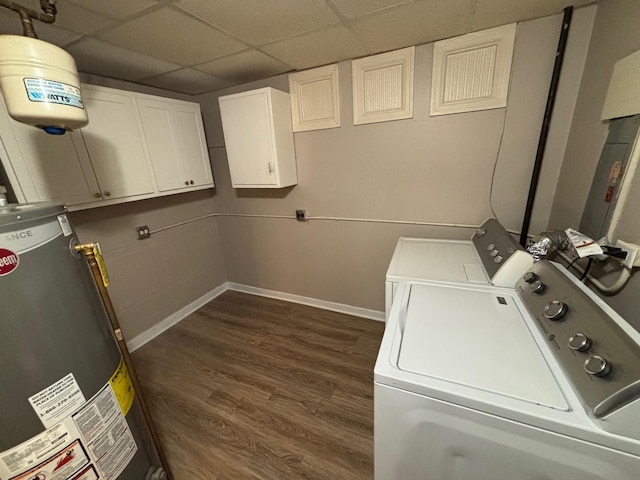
[517,261,640,417]
[472,218,531,282]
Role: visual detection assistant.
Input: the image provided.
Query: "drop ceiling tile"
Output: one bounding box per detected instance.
[64,0,160,19]
[142,68,235,95]
[51,1,117,35]
[98,7,246,65]
[174,0,340,45]
[0,7,82,46]
[330,0,416,19]
[472,0,594,31]
[350,0,475,53]
[262,26,368,70]
[195,50,292,83]
[67,38,181,81]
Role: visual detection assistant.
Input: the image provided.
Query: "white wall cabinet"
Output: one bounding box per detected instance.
[137,97,213,192]
[219,87,297,188]
[0,84,214,210]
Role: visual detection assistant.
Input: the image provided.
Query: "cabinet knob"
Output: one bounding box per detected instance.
[190,180,194,185]
[94,193,101,198]
[185,181,189,185]
[104,191,111,197]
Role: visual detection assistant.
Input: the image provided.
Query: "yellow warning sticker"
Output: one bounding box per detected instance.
[93,243,110,287]
[109,358,135,415]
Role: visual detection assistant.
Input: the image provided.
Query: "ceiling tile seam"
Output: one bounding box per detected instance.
[169,3,353,50]
[168,3,256,48]
[59,2,173,50]
[324,0,375,55]
[188,48,297,78]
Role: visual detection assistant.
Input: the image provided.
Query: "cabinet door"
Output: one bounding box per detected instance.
[136,97,188,192]
[219,91,277,186]
[173,103,213,187]
[80,88,155,199]
[0,96,101,205]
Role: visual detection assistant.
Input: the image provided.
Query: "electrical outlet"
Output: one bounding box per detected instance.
[615,239,640,268]
[296,209,307,222]
[136,225,151,239]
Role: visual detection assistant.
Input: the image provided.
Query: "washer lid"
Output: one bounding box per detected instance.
[387,238,488,284]
[397,283,568,410]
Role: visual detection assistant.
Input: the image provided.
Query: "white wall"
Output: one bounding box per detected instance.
[195,11,594,313]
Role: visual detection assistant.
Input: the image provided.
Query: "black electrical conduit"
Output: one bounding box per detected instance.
[519,6,574,246]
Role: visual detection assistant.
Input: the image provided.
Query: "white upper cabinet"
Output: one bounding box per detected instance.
[0,84,213,210]
[136,97,213,192]
[0,95,100,205]
[219,87,297,188]
[80,86,155,199]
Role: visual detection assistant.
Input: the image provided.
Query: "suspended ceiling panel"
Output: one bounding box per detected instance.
[0,0,596,95]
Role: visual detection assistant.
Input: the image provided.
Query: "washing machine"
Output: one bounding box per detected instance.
[375,260,640,479]
[385,218,532,318]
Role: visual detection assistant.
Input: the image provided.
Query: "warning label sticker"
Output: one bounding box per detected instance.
[72,384,137,480]
[0,423,71,476]
[1,367,138,480]
[23,78,84,109]
[29,374,87,429]
[109,358,135,416]
[57,215,73,237]
[9,440,89,480]
[70,465,99,480]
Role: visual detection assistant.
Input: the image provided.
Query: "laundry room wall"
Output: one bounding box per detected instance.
[197,9,595,314]
[549,0,640,327]
[65,75,227,342]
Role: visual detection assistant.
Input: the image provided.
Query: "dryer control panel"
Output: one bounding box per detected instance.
[472,218,533,287]
[517,261,640,418]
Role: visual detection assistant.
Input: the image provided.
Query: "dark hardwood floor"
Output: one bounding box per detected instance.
[133,291,385,480]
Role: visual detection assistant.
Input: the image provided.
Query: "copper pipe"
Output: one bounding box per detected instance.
[74,243,173,480]
[0,0,56,37]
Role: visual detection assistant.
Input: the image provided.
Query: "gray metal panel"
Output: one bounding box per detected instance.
[472,218,524,278]
[580,115,640,239]
[517,261,640,417]
[0,204,158,477]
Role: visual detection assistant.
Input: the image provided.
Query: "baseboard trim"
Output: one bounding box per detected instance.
[128,282,385,351]
[127,283,228,352]
[227,282,385,322]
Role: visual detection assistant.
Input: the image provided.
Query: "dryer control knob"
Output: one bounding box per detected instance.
[568,333,592,352]
[490,249,499,257]
[529,280,545,294]
[476,228,486,237]
[584,355,611,377]
[523,272,537,283]
[543,300,568,320]
[487,243,495,251]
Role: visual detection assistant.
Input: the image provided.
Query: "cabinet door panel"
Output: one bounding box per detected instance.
[81,89,154,198]
[0,97,100,205]
[219,92,276,186]
[173,103,213,187]
[136,98,187,192]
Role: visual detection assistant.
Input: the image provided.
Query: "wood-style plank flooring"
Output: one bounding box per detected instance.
[133,291,385,480]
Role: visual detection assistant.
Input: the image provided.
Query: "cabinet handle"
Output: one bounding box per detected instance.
[268,163,273,175]
[185,181,189,186]
[104,191,111,197]
[190,180,194,185]
[94,193,101,198]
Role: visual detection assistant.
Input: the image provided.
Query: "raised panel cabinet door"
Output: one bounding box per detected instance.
[173,103,213,187]
[136,97,188,192]
[0,96,101,205]
[219,90,277,186]
[80,87,155,199]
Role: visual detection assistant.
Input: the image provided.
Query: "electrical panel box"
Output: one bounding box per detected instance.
[580,115,640,239]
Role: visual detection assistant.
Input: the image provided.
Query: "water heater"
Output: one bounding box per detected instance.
[0,203,165,479]
[0,35,88,134]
